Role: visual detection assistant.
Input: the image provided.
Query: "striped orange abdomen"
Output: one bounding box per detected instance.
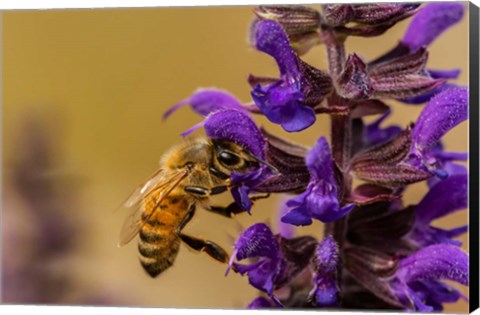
[138,193,190,277]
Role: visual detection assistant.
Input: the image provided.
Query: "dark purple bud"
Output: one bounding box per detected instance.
[345,183,398,206]
[252,129,310,193]
[403,2,465,52]
[351,127,413,169]
[351,3,420,25]
[336,54,373,100]
[353,160,432,188]
[332,4,418,38]
[321,4,354,26]
[297,59,333,106]
[371,74,446,100]
[368,48,428,78]
[254,5,320,36]
[350,127,432,187]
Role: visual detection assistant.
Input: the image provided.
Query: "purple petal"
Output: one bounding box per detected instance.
[416,174,468,224]
[204,109,265,159]
[336,54,372,100]
[427,162,467,187]
[237,259,278,295]
[413,87,468,153]
[428,68,461,79]
[364,110,402,146]
[234,223,279,260]
[306,185,353,222]
[282,191,312,226]
[410,280,466,311]
[277,198,295,239]
[402,3,465,52]
[397,244,469,286]
[251,82,315,132]
[306,137,335,182]
[231,185,252,213]
[310,277,339,307]
[180,120,205,137]
[400,83,459,105]
[163,88,246,120]
[280,104,316,132]
[445,225,468,239]
[310,236,340,307]
[247,296,275,308]
[281,203,313,226]
[252,20,299,77]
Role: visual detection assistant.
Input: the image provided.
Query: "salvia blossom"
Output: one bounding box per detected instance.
[165,2,469,311]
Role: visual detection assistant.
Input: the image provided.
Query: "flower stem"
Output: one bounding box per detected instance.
[323,31,351,248]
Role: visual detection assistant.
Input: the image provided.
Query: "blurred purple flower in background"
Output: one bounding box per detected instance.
[167,2,470,311]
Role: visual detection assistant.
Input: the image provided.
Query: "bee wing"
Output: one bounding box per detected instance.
[123,168,166,208]
[117,169,188,247]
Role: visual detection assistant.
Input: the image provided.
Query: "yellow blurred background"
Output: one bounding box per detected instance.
[1,4,469,312]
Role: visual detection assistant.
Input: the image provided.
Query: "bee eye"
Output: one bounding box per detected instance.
[218,151,241,167]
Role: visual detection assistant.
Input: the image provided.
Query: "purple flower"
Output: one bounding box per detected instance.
[390,244,469,311]
[163,88,247,120]
[309,236,340,307]
[228,223,317,304]
[250,20,332,132]
[410,174,468,247]
[343,241,468,311]
[364,110,402,147]
[247,296,277,308]
[402,3,465,52]
[367,3,465,105]
[162,3,470,311]
[282,137,354,225]
[203,109,270,212]
[408,87,468,177]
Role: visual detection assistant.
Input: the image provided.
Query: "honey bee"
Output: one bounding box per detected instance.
[118,137,269,277]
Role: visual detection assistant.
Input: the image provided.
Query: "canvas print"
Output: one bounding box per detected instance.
[1,1,476,313]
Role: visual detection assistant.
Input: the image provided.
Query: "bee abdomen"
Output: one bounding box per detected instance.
[138,227,180,278]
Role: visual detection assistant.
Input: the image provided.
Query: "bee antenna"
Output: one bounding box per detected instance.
[249,155,279,174]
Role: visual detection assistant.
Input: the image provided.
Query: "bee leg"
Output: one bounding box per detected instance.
[177,204,196,231]
[184,185,228,196]
[178,233,229,264]
[205,193,271,218]
[184,185,209,196]
[205,202,246,218]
